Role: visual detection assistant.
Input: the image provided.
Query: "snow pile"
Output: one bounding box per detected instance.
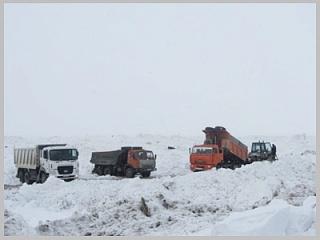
[4,134,316,236]
[194,196,316,236]
[4,209,35,236]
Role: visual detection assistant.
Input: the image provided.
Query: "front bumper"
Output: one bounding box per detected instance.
[190,164,214,171]
[56,174,78,180]
[50,166,79,179]
[138,167,157,172]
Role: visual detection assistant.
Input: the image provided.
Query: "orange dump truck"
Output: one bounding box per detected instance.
[190,126,248,171]
[91,146,157,178]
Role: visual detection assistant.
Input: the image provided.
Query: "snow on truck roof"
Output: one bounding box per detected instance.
[14,144,77,150]
[43,146,77,150]
[36,144,77,150]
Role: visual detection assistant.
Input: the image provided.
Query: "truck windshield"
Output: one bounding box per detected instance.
[135,151,154,160]
[252,143,267,153]
[50,149,78,161]
[192,147,216,154]
[265,143,272,153]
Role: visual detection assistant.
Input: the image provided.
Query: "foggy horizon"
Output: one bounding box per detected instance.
[4,3,316,138]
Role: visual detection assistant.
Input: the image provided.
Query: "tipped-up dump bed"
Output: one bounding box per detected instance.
[203,126,248,161]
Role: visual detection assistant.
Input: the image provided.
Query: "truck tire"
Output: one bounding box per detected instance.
[141,171,151,178]
[125,168,135,178]
[103,167,111,176]
[18,169,25,183]
[216,163,222,170]
[40,171,48,183]
[235,163,242,169]
[95,166,103,176]
[24,171,33,185]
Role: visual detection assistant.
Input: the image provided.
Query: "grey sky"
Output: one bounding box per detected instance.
[4,3,316,137]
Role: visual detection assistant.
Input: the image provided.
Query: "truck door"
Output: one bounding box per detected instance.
[265,143,272,154]
[212,147,222,165]
[41,150,49,170]
[128,151,140,169]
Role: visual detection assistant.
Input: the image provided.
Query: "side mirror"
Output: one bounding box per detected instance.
[155,154,157,160]
[189,148,191,154]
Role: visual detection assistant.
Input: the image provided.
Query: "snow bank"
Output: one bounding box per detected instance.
[4,209,35,236]
[4,134,316,236]
[194,196,316,236]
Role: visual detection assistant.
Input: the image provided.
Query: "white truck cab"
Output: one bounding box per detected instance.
[40,146,80,180]
[14,144,80,184]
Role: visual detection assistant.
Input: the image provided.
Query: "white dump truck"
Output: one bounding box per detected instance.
[14,144,79,184]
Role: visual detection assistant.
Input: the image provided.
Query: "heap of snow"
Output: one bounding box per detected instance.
[4,134,316,236]
[194,196,316,236]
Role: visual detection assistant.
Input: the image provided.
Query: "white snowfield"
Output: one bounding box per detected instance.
[4,134,316,236]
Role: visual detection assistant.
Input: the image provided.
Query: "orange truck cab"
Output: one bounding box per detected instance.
[190,144,223,171]
[189,126,248,171]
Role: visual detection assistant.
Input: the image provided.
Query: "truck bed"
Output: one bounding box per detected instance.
[14,148,39,169]
[203,126,248,161]
[90,150,122,165]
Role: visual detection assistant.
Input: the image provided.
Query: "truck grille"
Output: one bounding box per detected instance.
[195,160,205,164]
[140,160,155,169]
[57,166,73,174]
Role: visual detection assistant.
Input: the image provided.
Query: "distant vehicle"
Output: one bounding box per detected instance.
[248,141,278,162]
[189,126,249,171]
[14,144,79,184]
[91,146,157,178]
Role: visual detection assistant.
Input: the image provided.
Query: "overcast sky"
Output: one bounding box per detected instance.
[4,3,315,137]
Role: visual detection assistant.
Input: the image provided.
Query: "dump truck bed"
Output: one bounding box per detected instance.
[14,148,39,169]
[90,150,122,165]
[14,144,68,169]
[203,126,248,161]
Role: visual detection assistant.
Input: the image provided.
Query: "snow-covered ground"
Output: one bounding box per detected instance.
[4,134,316,236]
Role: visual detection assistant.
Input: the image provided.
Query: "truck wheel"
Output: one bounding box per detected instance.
[96,166,103,176]
[216,163,222,169]
[235,163,242,169]
[24,171,33,185]
[125,168,135,178]
[141,171,151,178]
[40,172,47,183]
[103,167,111,175]
[18,169,25,183]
